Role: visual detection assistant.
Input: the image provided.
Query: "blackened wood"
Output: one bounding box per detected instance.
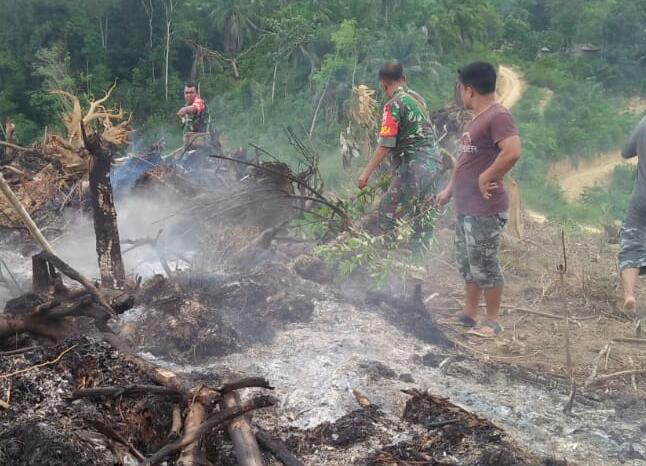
[84,126,125,289]
[145,395,277,466]
[255,427,304,466]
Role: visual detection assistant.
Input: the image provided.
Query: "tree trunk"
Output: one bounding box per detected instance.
[164,19,171,102]
[163,0,175,102]
[309,73,331,138]
[86,134,125,289]
[271,62,278,104]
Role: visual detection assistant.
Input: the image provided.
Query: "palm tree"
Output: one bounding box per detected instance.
[210,0,261,54]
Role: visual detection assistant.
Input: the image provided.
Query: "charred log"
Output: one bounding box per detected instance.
[82,125,125,289]
[145,394,277,466]
[0,292,106,340]
[255,427,304,466]
[222,391,265,466]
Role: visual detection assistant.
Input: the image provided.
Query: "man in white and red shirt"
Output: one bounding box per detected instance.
[177,82,209,133]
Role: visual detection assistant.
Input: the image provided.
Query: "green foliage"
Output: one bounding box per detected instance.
[290,177,438,285]
[0,0,644,228]
[580,164,636,223]
[315,220,420,287]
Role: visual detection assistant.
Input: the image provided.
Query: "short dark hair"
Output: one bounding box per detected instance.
[378,61,404,83]
[184,82,198,90]
[457,62,497,95]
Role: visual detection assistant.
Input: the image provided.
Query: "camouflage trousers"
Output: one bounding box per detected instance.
[455,213,508,289]
[378,158,441,241]
[618,196,646,275]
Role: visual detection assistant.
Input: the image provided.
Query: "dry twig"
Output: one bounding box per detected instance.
[584,343,611,388]
[0,344,77,379]
[563,304,576,415]
[587,369,646,387]
[0,346,38,357]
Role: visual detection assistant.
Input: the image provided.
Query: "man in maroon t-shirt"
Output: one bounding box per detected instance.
[435,62,521,338]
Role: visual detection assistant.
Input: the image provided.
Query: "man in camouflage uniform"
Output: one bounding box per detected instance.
[357,61,440,241]
[618,115,646,331]
[177,82,212,153]
[178,82,210,133]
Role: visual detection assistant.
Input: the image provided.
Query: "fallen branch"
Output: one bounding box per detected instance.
[587,369,646,387]
[86,418,145,462]
[178,401,207,466]
[612,337,646,344]
[145,395,277,465]
[255,426,304,466]
[508,307,582,326]
[0,172,55,254]
[222,391,265,466]
[0,346,39,356]
[209,154,348,226]
[114,350,219,403]
[0,345,77,379]
[218,377,275,394]
[168,404,183,441]
[70,384,182,400]
[563,304,575,415]
[584,343,611,388]
[450,337,540,360]
[39,252,115,315]
[0,294,102,340]
[0,140,30,152]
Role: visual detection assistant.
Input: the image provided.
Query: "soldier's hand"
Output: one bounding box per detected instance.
[357,174,369,190]
[177,107,187,117]
[478,175,498,200]
[434,188,452,207]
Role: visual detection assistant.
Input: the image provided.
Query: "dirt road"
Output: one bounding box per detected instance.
[497,66,640,204]
[496,65,525,109]
[550,151,637,202]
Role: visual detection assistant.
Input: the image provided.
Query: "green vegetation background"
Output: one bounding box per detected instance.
[0,0,643,224]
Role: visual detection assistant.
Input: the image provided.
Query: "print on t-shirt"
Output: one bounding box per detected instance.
[460,132,477,154]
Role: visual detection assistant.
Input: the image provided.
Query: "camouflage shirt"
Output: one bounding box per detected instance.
[377,86,438,166]
[183,96,210,133]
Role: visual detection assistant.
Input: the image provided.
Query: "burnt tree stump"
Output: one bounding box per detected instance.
[84,129,125,289]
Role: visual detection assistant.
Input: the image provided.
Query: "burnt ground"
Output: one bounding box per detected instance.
[2,202,646,465]
[0,337,565,466]
[0,333,566,466]
[0,338,177,465]
[0,239,579,466]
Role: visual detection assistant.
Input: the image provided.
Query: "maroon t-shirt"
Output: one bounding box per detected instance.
[453,103,518,216]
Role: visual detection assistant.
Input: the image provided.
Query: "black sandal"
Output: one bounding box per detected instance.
[467,320,503,338]
[455,312,478,327]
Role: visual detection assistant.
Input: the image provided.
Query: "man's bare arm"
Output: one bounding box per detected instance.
[434,165,456,206]
[480,135,521,181]
[177,104,199,117]
[477,135,521,199]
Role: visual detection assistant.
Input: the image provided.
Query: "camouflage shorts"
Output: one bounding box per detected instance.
[455,213,508,288]
[618,204,646,274]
